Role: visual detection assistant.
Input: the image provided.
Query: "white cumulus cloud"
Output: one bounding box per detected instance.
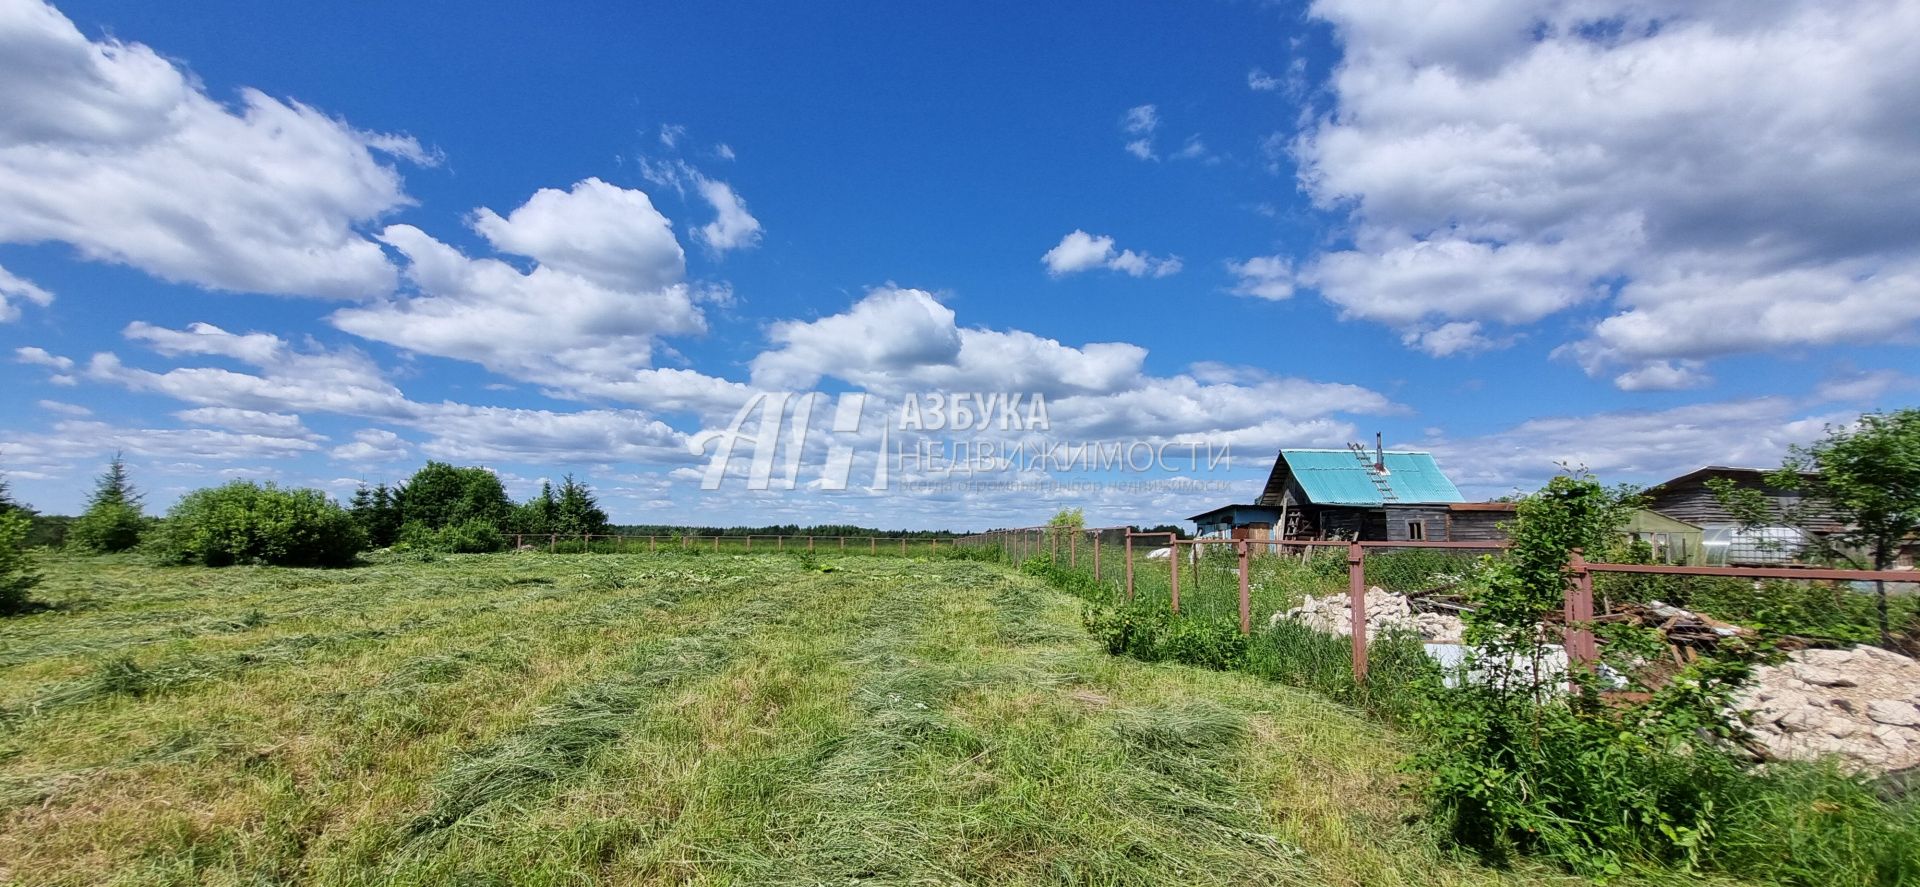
[1042,230,1181,278]
[0,0,428,297]
[330,428,411,464]
[331,179,706,385]
[1225,255,1295,301]
[694,177,762,252]
[1296,0,1920,381]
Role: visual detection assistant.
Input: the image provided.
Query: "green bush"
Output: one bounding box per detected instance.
[398,518,505,554]
[0,510,42,615]
[67,502,145,554]
[1680,579,1918,644]
[155,481,365,567]
[1020,553,1109,603]
[25,514,71,549]
[395,462,512,532]
[1411,676,1746,876]
[1155,615,1250,670]
[1083,603,1248,671]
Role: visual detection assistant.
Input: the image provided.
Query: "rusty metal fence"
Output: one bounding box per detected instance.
[959,528,1920,686]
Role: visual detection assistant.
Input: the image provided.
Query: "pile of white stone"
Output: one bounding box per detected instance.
[1272,587,1466,644]
[1736,646,1920,772]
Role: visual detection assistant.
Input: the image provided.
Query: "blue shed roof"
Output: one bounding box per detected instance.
[1279,449,1465,506]
[1187,503,1282,524]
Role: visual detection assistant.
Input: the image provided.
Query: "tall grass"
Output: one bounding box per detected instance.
[9,548,1573,886]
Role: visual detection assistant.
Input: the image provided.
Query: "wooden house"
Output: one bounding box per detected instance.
[1643,466,1841,565]
[1189,445,1484,542]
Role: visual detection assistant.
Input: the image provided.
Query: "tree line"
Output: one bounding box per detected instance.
[344,461,609,552]
[0,457,615,590]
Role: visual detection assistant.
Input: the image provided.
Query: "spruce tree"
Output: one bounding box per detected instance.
[370,483,401,547]
[69,453,146,553]
[555,474,610,537]
[515,481,559,535]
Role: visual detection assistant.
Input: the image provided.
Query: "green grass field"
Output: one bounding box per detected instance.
[0,551,1713,886]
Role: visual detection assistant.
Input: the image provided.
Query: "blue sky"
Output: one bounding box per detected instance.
[2,0,1916,528]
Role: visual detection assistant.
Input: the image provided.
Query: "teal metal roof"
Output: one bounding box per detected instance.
[1281,449,1465,506]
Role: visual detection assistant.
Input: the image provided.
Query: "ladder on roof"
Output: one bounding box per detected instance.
[1348,443,1398,502]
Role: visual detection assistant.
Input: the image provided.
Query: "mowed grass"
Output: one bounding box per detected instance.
[0,551,1696,886]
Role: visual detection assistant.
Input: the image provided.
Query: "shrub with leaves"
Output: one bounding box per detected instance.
[155,481,365,567]
[395,462,513,533]
[1083,602,1248,671]
[398,518,506,554]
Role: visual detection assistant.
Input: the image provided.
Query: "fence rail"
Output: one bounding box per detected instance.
[959,528,1918,686]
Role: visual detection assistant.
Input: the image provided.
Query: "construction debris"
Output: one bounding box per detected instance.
[1735,646,1920,773]
[1273,587,1466,643]
[1267,587,1920,774]
[1599,599,1752,650]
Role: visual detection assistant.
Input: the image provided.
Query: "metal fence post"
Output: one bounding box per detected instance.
[1170,539,1181,615]
[549,533,556,553]
[1349,542,1368,684]
[1236,537,1251,633]
[1566,549,1596,667]
[1093,531,1101,587]
[1124,532,1134,602]
[1237,539,1252,635]
[1069,531,1077,569]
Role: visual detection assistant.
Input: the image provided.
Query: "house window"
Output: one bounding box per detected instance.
[1407,520,1425,541]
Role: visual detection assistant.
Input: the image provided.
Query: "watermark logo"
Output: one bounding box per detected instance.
[689,391,878,491]
[689,391,1229,492]
[898,392,1049,432]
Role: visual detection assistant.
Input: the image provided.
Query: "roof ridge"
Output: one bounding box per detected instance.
[1281,447,1435,455]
